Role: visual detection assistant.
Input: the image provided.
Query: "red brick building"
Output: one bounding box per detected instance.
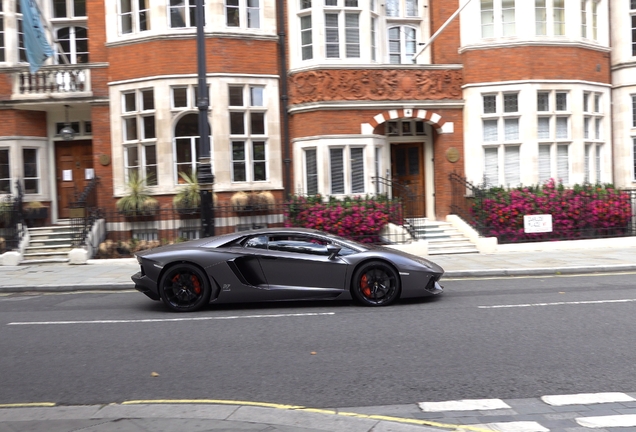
[0,0,625,229]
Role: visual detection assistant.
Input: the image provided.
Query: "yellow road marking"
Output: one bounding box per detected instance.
[0,403,56,408]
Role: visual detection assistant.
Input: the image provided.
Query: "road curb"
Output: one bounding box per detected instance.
[443,264,636,279]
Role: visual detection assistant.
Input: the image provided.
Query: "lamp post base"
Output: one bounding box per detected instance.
[197,162,215,238]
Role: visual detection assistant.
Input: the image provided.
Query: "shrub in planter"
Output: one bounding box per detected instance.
[285,195,402,243]
[471,179,632,242]
[173,171,200,215]
[117,171,158,217]
[231,191,275,212]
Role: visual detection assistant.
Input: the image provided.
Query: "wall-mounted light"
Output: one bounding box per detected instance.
[60,105,76,141]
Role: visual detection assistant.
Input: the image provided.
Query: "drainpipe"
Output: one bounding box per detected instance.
[277,0,291,198]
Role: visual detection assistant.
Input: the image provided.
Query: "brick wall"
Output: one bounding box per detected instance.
[107,38,280,82]
[429,0,462,65]
[463,46,611,84]
[431,109,464,219]
[0,110,47,137]
[90,104,115,210]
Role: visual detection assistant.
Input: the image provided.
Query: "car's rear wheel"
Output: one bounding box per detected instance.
[351,261,400,306]
[159,263,211,312]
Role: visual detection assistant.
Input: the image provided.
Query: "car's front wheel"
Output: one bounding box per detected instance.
[351,261,400,306]
[159,263,211,312]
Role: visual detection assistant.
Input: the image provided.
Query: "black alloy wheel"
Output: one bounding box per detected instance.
[351,261,400,306]
[159,263,211,312]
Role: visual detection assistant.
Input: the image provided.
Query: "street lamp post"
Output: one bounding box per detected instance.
[195,0,215,237]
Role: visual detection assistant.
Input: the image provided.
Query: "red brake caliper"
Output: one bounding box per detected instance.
[360,274,371,297]
[191,275,202,295]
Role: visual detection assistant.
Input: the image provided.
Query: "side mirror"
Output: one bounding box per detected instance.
[326,244,341,260]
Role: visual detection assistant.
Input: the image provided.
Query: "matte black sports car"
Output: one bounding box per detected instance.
[132,227,444,312]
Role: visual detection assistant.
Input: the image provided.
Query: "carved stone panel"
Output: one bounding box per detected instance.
[288,69,463,105]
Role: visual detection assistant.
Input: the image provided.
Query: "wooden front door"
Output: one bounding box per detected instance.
[55,140,94,219]
[391,143,425,217]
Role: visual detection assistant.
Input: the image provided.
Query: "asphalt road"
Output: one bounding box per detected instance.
[1,272,635,409]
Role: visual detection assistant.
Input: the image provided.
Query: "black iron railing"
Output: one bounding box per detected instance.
[69,176,101,247]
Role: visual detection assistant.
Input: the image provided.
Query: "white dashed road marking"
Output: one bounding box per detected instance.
[576,414,636,428]
[6,312,335,326]
[419,399,510,412]
[472,421,549,432]
[478,298,636,309]
[541,392,635,406]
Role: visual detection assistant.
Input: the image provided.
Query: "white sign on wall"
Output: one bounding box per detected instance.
[524,214,553,233]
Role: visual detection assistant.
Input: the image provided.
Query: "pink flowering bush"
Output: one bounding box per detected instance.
[285,195,403,243]
[471,179,633,243]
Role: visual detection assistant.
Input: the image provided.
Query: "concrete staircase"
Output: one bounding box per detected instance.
[22,222,75,264]
[406,218,479,255]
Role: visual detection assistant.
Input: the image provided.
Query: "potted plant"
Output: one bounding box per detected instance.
[116,171,158,217]
[173,171,200,215]
[23,201,49,227]
[230,191,250,212]
[231,191,275,212]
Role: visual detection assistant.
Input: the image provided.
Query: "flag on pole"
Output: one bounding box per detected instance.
[20,0,54,73]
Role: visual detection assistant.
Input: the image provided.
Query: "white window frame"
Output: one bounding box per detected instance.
[535,0,565,36]
[52,0,87,18]
[483,145,520,187]
[169,0,197,28]
[22,148,40,195]
[229,84,268,183]
[325,11,360,59]
[481,92,521,146]
[304,148,318,195]
[54,26,89,64]
[300,14,313,60]
[350,147,365,194]
[538,143,569,184]
[225,0,261,29]
[481,0,515,38]
[537,90,570,184]
[385,0,419,18]
[632,137,636,181]
[0,148,10,194]
[0,3,5,63]
[173,113,200,185]
[122,88,157,185]
[632,1,636,56]
[387,25,416,64]
[329,147,345,194]
[119,0,150,35]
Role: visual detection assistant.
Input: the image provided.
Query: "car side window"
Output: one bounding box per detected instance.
[267,235,330,256]
[245,235,268,249]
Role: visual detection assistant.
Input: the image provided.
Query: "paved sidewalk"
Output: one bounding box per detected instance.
[0,402,451,432]
[2,243,635,431]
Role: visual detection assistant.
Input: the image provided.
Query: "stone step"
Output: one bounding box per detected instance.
[23,249,70,256]
[25,245,73,253]
[28,238,74,246]
[21,257,70,264]
[429,247,479,255]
